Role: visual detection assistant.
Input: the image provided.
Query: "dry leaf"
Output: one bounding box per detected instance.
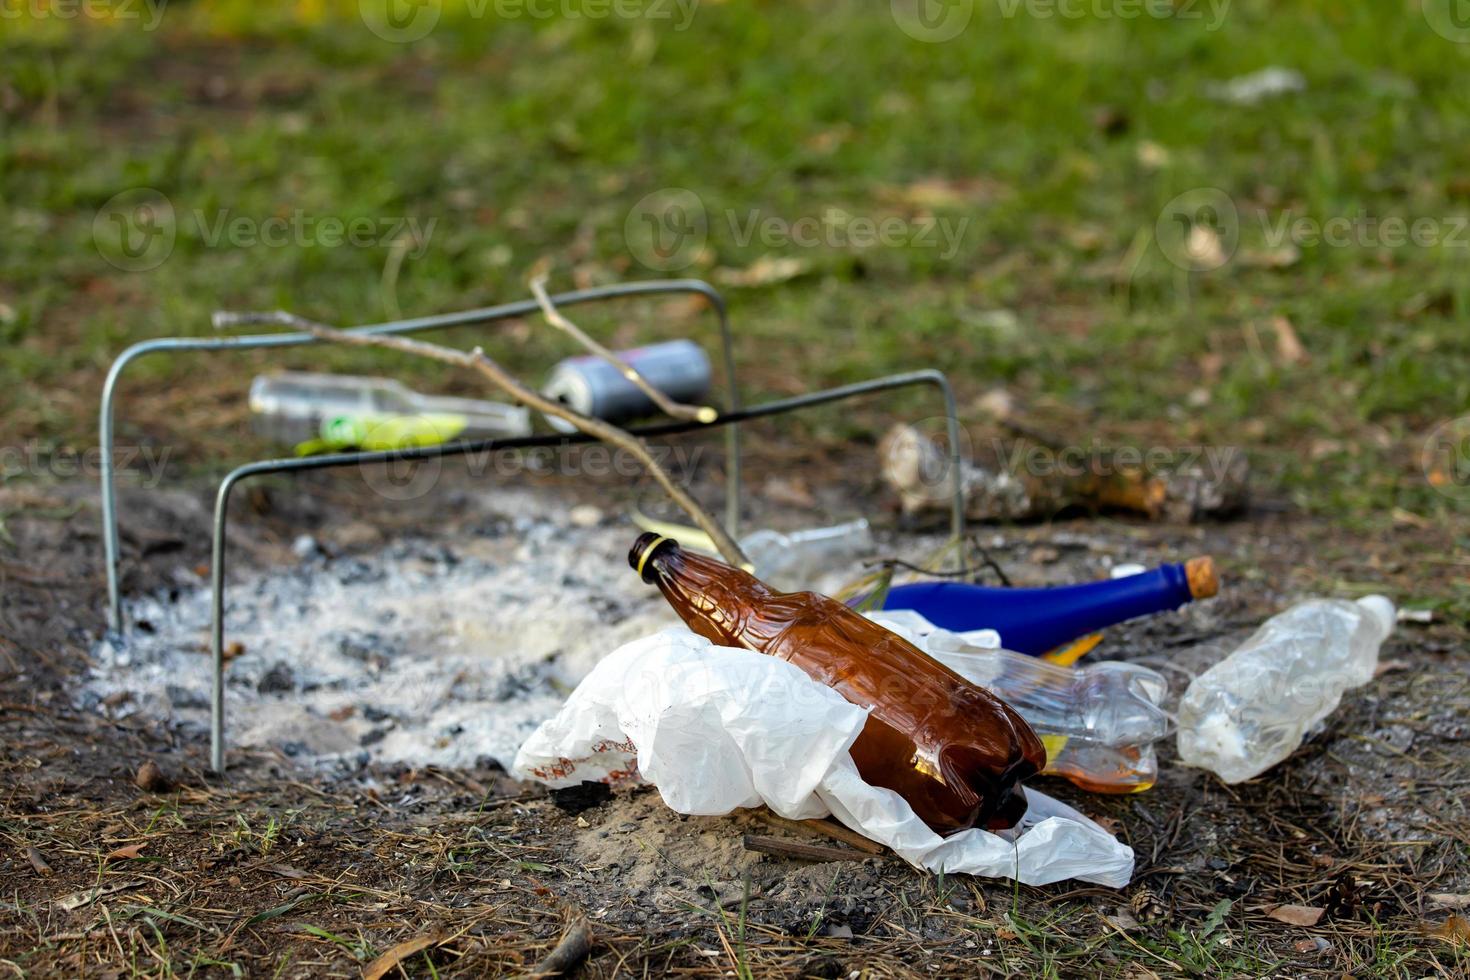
[363,934,440,980]
[761,475,816,509]
[714,256,810,288]
[55,880,143,911]
[1269,315,1308,366]
[1104,911,1142,932]
[1430,894,1470,908]
[1242,244,1301,269]
[1267,904,1324,927]
[105,842,147,861]
[1137,141,1171,170]
[1429,914,1470,946]
[265,864,310,880]
[877,176,1001,210]
[1186,225,1227,269]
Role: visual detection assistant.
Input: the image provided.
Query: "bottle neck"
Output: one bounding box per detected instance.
[641,540,776,647]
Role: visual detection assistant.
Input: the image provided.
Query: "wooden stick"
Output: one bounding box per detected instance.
[756,812,885,855]
[528,275,717,425]
[212,310,749,567]
[742,834,869,863]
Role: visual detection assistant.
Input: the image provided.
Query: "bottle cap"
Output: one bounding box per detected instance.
[1355,595,1396,641]
[1185,556,1219,599]
[628,532,678,583]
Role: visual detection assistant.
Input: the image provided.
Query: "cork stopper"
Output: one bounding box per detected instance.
[1185,556,1219,599]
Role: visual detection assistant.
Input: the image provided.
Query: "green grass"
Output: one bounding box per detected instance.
[3,0,1469,528]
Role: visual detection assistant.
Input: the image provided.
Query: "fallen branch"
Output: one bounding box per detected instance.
[212,310,748,566]
[529,275,716,424]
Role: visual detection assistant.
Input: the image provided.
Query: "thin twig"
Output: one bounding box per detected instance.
[528,275,717,424]
[212,309,748,566]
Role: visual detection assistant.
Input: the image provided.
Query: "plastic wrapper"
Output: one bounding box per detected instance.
[513,628,1134,887]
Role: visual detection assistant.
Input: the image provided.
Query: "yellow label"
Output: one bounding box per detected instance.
[296,413,469,455]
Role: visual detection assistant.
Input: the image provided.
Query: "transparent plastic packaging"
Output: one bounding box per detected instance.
[1176,595,1395,783]
[740,519,874,591]
[870,611,1171,793]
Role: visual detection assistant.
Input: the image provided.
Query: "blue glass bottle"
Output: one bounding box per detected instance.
[875,557,1217,657]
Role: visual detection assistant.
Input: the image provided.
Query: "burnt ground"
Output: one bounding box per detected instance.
[1,456,1468,979]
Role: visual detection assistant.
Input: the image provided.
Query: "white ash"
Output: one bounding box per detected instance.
[84,492,687,772]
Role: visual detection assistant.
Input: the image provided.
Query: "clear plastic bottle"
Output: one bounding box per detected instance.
[1176,595,1395,783]
[925,638,1170,793]
[739,519,874,590]
[867,611,1171,794]
[250,372,530,453]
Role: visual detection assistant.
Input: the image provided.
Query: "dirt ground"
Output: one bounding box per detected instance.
[1,457,1468,978]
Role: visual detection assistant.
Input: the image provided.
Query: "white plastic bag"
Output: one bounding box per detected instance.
[514,628,1134,887]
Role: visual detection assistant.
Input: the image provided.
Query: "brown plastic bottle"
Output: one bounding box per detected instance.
[628,533,1047,834]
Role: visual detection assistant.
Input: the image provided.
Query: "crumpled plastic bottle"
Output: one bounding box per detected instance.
[1176,595,1395,783]
[868,610,1171,793]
